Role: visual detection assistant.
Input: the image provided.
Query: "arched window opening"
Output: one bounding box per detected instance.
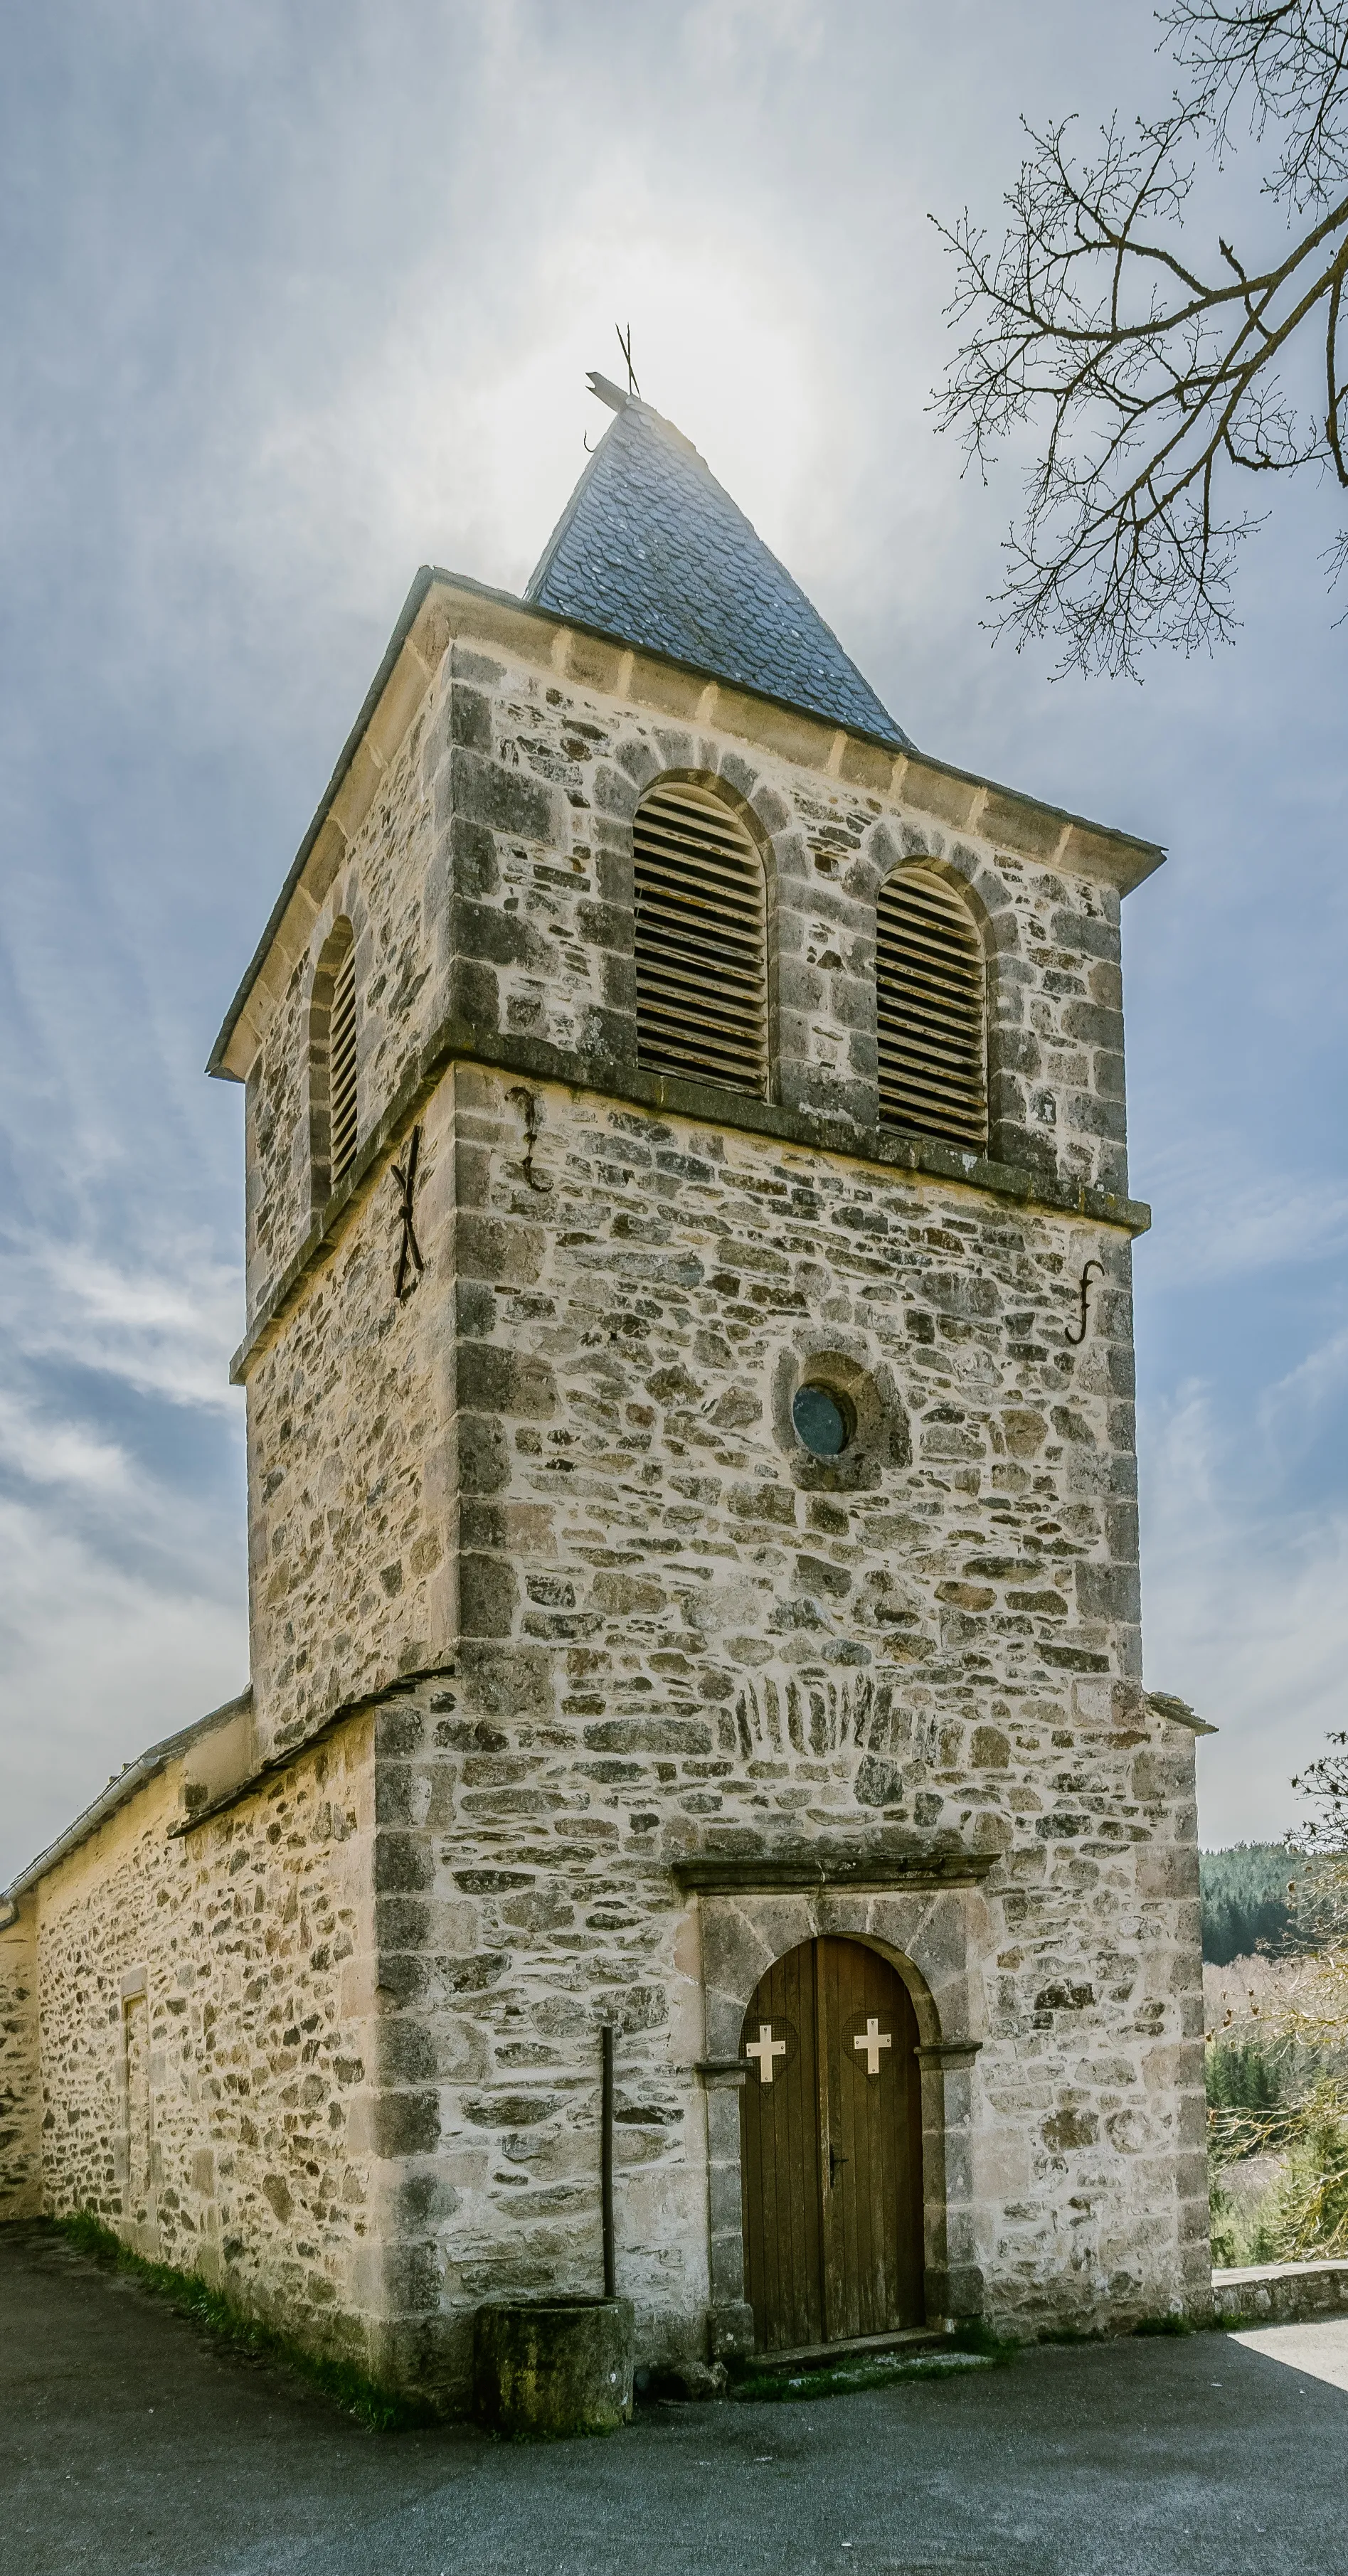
[876,870,987,1152]
[310,920,359,1207]
[633,780,768,1098]
[328,941,359,1183]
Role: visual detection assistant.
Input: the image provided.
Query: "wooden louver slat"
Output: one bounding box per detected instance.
[634,782,768,1097]
[876,871,987,1151]
[328,943,359,1183]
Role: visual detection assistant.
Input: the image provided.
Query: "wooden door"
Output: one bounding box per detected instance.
[740,1937,924,2353]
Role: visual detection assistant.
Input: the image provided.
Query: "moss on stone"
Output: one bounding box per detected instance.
[53,2211,433,2433]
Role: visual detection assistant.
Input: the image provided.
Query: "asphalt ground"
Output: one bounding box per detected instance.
[3,2220,1346,2576]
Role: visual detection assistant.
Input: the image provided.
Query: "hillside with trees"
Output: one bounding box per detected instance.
[1200,1844,1300,1965]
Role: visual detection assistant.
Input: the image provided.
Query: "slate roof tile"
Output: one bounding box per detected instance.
[526,384,911,750]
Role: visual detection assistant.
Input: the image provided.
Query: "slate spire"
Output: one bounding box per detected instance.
[525,377,910,750]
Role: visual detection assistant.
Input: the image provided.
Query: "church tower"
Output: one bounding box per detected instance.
[1,372,1208,2405]
[204,373,1208,2388]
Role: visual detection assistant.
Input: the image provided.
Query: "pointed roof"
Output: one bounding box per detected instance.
[525,378,911,750]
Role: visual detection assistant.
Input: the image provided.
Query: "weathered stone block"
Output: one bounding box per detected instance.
[450,747,554,842]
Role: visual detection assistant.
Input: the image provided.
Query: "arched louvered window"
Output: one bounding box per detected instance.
[310,920,359,1206]
[633,780,768,1098]
[876,869,987,1151]
[329,942,359,1181]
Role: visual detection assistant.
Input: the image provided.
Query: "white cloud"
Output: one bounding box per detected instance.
[0,1390,129,1495]
[1141,1143,1348,1291]
[0,1233,242,1413]
[1259,1319,1348,1446]
[0,1497,246,1887]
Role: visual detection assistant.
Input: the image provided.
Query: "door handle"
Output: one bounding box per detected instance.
[828,2144,849,2185]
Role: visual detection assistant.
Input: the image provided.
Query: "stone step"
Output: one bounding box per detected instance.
[753,2325,950,2373]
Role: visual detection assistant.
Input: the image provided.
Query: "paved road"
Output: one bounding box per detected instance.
[4,2220,1346,2576]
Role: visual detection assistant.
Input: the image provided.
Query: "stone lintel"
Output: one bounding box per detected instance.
[670,1849,998,1894]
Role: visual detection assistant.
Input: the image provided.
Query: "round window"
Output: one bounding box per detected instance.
[791,1383,854,1458]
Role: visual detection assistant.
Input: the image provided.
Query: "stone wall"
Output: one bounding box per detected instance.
[24,1717,386,2371]
[12,1041,1206,2388]
[243,1078,457,1756]
[245,691,437,1324]
[349,1058,1207,2387]
[0,1901,39,2219]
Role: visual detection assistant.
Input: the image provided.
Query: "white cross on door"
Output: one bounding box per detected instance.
[853,2016,892,2077]
[745,2022,788,2084]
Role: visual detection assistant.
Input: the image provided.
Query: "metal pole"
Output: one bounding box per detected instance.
[600,2021,616,2298]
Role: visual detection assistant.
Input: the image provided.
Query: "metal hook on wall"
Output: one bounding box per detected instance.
[1066,1259,1104,1346]
[391,1123,426,1303]
[508,1086,553,1193]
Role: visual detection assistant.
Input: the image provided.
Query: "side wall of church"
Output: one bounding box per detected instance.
[24,1720,386,2368]
[0,1901,40,2218]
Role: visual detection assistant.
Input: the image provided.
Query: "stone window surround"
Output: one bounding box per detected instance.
[115,1963,152,2237]
[598,745,1010,1139]
[674,1856,994,2358]
[295,746,1007,1142]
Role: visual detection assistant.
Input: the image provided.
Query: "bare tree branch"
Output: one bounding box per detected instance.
[931,1,1348,674]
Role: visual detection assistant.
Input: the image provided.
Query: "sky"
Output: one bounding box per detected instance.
[1,0,1345,1883]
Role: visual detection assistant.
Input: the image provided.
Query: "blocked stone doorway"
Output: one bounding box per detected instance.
[739,1936,923,2353]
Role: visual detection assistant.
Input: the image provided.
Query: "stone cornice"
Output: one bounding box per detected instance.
[170,1661,460,1836]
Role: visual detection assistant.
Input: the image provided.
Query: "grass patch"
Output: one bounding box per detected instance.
[731,2351,996,2403]
[1132,2312,1197,2337]
[52,2210,432,2432]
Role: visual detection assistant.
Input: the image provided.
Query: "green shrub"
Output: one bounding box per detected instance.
[1206,2035,1292,2119]
[1249,2081,1348,2262]
[1209,2176,1256,2270]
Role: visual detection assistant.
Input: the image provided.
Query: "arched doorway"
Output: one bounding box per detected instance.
[739,1936,924,2352]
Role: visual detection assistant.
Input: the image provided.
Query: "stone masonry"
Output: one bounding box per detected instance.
[0,537,1210,2409]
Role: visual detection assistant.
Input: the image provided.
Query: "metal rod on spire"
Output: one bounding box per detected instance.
[616,323,639,400]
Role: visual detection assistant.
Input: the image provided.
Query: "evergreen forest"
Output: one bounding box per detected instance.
[1200,1844,1300,1966]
